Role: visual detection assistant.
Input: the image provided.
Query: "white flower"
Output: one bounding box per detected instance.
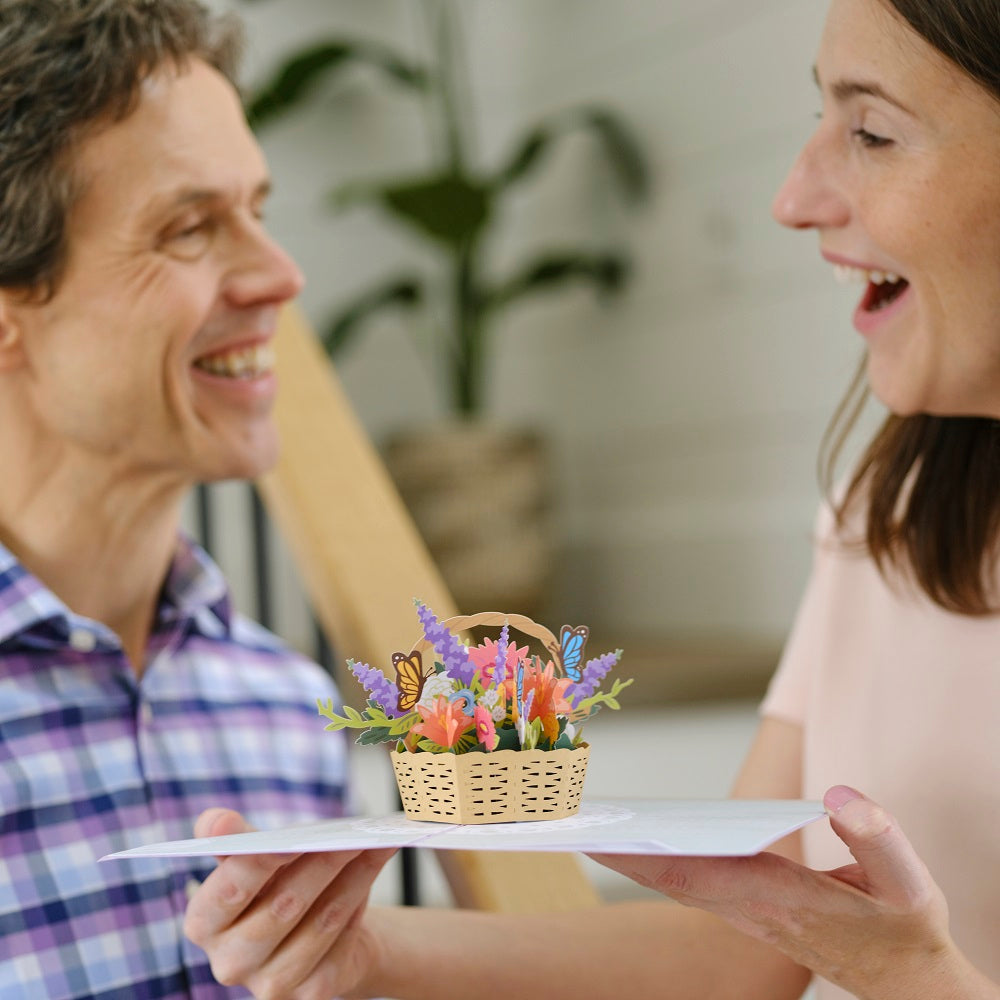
[478,687,506,722]
[417,672,454,709]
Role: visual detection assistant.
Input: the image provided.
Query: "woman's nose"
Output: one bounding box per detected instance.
[771,130,850,231]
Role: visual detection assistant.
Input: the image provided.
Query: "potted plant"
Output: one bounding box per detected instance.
[244,0,651,614]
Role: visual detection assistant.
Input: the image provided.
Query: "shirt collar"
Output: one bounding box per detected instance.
[0,535,233,649]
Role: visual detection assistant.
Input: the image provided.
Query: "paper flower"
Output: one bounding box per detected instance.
[477,686,506,722]
[566,651,622,706]
[318,604,631,754]
[469,633,529,687]
[474,703,499,751]
[519,659,573,744]
[415,601,475,687]
[411,695,475,750]
[348,659,402,718]
[416,671,454,709]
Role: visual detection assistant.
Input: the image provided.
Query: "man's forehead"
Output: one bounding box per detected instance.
[68,60,269,223]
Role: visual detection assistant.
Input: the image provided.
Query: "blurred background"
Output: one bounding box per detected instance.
[191,0,878,907]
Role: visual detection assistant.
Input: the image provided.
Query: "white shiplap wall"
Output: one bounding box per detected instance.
[201,0,882,647]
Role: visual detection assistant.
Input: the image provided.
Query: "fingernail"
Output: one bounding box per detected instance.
[194,807,228,838]
[824,784,862,814]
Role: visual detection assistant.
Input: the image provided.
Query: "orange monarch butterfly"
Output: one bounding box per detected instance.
[392,650,432,712]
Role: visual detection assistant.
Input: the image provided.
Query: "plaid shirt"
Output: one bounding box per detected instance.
[0,538,350,999]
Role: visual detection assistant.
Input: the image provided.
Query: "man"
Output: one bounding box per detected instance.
[0,3,358,995]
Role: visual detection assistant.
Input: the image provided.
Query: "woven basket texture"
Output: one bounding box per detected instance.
[391,744,589,824]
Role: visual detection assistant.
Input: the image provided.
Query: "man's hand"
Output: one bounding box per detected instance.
[184,808,395,1000]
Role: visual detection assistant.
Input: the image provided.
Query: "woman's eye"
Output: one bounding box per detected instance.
[852,127,892,149]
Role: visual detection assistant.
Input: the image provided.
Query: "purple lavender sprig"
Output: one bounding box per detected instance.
[348,659,403,718]
[493,621,509,688]
[566,650,622,707]
[415,600,474,686]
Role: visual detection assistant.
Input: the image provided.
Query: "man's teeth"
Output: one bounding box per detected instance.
[833,264,902,286]
[195,343,275,379]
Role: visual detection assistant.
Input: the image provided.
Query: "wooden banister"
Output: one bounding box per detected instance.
[257,303,599,913]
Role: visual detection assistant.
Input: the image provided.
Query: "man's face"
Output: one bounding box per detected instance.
[3,59,303,486]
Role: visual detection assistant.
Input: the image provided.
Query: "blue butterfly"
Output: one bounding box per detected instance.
[559,625,589,682]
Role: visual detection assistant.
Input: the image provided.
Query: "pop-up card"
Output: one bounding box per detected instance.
[316,602,631,824]
[103,799,827,862]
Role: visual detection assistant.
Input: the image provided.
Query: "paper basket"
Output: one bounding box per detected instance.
[391,744,589,824]
[392,611,591,824]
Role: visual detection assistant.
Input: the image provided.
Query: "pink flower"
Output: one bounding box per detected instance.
[411,695,474,750]
[469,638,529,686]
[474,704,499,751]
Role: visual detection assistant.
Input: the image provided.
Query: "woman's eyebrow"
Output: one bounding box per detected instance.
[812,64,917,116]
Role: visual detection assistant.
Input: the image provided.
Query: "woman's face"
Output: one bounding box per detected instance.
[772,0,1000,418]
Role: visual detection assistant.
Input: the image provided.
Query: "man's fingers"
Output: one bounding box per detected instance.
[824,785,936,908]
[194,807,254,839]
[231,848,397,996]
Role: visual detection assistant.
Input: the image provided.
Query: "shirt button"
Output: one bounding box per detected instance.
[68,627,97,652]
[139,702,154,727]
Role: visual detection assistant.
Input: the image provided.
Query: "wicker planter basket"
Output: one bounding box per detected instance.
[391,743,590,824]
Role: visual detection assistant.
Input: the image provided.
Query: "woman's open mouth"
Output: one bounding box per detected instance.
[834,264,910,313]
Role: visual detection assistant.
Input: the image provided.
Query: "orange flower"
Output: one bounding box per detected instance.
[411,695,474,750]
[507,660,573,744]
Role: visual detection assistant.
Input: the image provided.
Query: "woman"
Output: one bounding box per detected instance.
[185,1,1000,997]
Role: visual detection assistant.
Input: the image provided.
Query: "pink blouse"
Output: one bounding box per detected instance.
[762,503,1000,999]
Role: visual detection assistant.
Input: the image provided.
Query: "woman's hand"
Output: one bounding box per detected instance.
[590,786,997,1000]
[183,808,395,1000]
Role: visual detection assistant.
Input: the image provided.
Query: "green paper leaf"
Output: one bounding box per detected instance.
[494,726,521,751]
[357,726,396,745]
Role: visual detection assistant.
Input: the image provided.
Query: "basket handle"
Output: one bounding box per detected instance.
[408,611,562,665]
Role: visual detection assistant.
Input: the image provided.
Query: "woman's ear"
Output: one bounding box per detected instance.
[0,292,26,371]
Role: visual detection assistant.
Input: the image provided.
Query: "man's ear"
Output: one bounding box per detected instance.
[0,291,27,371]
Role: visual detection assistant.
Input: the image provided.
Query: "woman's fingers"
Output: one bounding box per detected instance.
[824,785,943,912]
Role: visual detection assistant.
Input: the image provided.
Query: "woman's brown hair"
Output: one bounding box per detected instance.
[822,1,1000,615]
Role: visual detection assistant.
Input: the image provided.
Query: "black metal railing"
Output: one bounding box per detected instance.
[193,482,420,905]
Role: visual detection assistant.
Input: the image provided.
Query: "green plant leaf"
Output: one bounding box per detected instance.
[487,250,630,313]
[331,172,493,249]
[246,40,430,129]
[492,105,650,203]
[322,277,425,355]
[575,108,651,202]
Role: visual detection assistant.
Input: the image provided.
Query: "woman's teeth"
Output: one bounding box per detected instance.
[833,264,902,286]
[195,343,275,379]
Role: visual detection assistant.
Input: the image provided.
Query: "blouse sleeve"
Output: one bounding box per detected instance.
[760,502,839,725]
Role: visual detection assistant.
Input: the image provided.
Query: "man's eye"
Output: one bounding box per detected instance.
[159,217,216,258]
[852,128,892,149]
[171,218,213,239]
